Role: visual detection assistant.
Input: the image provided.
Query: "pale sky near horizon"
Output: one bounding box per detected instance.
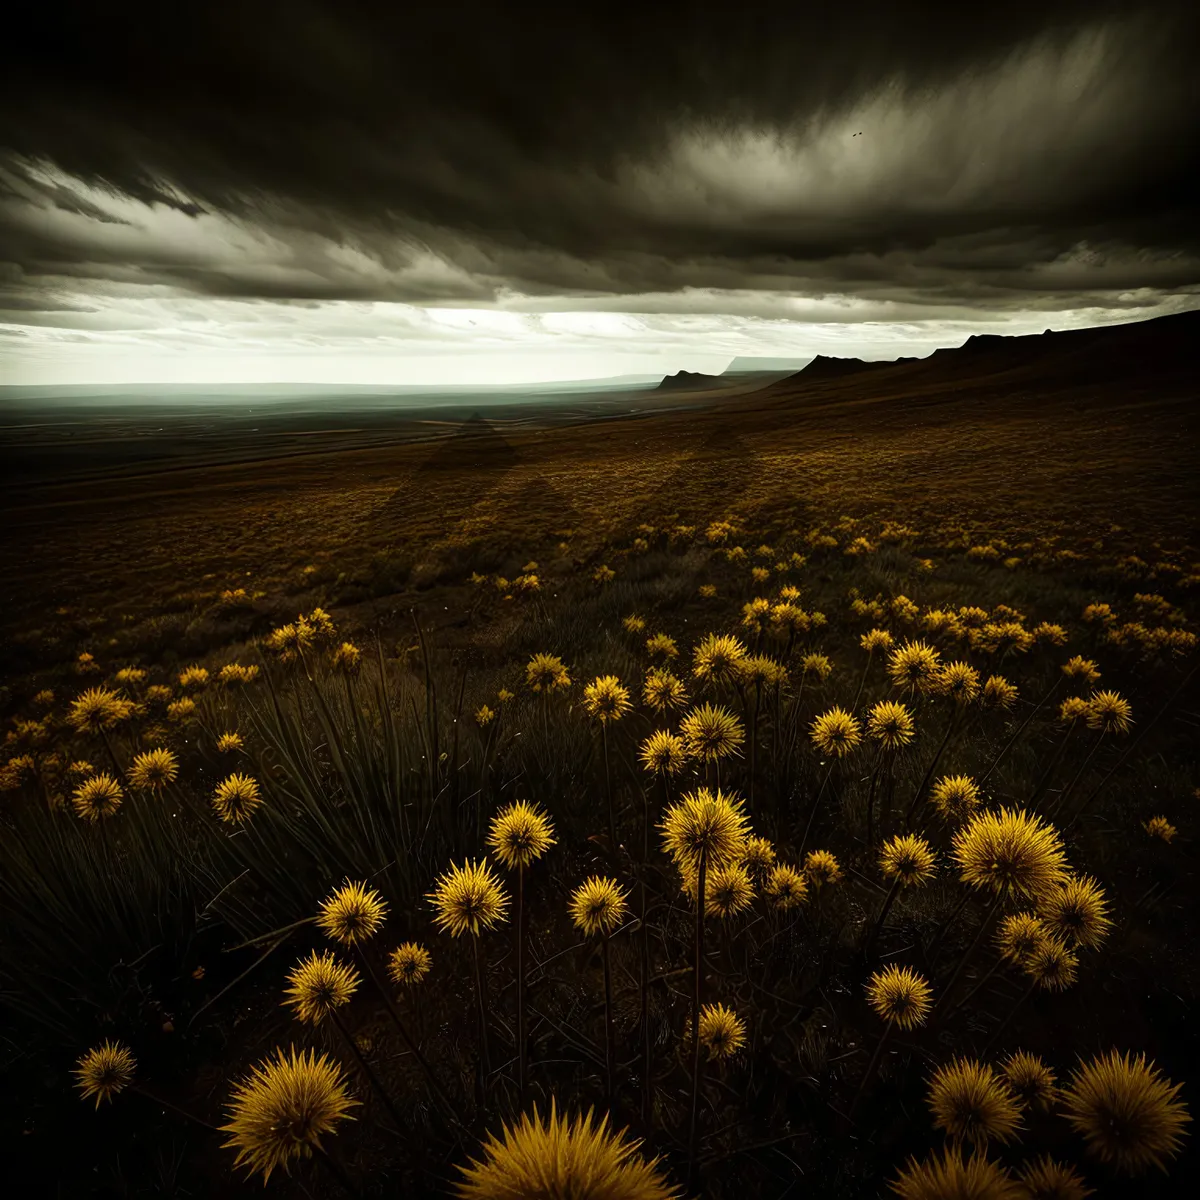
[2,1,1197,387]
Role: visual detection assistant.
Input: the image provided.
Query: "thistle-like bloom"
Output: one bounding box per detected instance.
[801,653,833,680]
[178,665,210,689]
[74,1041,136,1108]
[679,703,745,762]
[453,1099,681,1199]
[659,788,750,872]
[1062,656,1101,684]
[737,654,787,688]
[638,730,688,776]
[810,707,861,757]
[330,641,361,672]
[867,700,916,749]
[283,950,360,1024]
[127,748,179,790]
[526,653,571,693]
[583,675,632,723]
[428,858,510,937]
[645,632,678,659]
[1022,937,1079,991]
[981,675,1018,710]
[569,876,629,937]
[692,632,749,686]
[765,863,808,909]
[704,863,754,918]
[1061,1050,1191,1175]
[739,835,776,879]
[167,698,198,723]
[1086,690,1133,736]
[1143,815,1177,843]
[890,1146,1023,1200]
[388,942,432,986]
[861,628,894,653]
[935,661,981,704]
[316,880,388,945]
[879,833,937,887]
[476,705,496,727]
[927,1058,1023,1146]
[216,731,244,753]
[995,913,1049,963]
[221,1047,359,1183]
[698,1003,747,1060]
[951,808,1069,901]
[930,774,982,825]
[1016,1155,1093,1200]
[643,669,689,713]
[866,964,933,1030]
[68,686,127,733]
[212,773,262,824]
[1059,697,1092,724]
[72,773,124,822]
[487,801,557,870]
[1001,1051,1058,1112]
[804,849,842,889]
[888,640,943,693]
[1039,875,1112,950]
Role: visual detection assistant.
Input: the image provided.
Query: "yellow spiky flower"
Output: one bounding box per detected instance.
[178,665,210,690]
[994,913,1050,963]
[765,863,808,909]
[645,632,679,659]
[951,808,1069,901]
[738,654,787,688]
[890,1145,1023,1200]
[583,675,632,723]
[428,858,510,937]
[488,801,557,870]
[1086,690,1133,736]
[867,700,916,749]
[526,653,571,693]
[801,653,833,680]
[804,849,842,889]
[216,731,244,753]
[72,773,124,822]
[569,876,629,938]
[659,788,750,872]
[387,942,432,986]
[861,628,895,653]
[879,833,937,887]
[221,1046,359,1183]
[127,748,179,791]
[704,863,754,918]
[330,642,361,673]
[692,632,749,686]
[1022,937,1079,991]
[679,703,745,762]
[1061,1050,1191,1175]
[282,950,360,1025]
[212,773,262,824]
[739,835,776,879]
[1062,656,1100,685]
[1001,1052,1058,1113]
[1016,1155,1093,1200]
[866,964,933,1030]
[643,669,689,713]
[888,640,943,693]
[810,707,861,757]
[639,730,689,776]
[935,661,981,704]
[316,880,389,945]
[981,675,1019,711]
[928,1058,1023,1147]
[68,686,128,733]
[930,775,982,824]
[1039,875,1112,950]
[452,1099,681,1199]
[697,1003,746,1060]
[1143,815,1176,843]
[74,1041,136,1108]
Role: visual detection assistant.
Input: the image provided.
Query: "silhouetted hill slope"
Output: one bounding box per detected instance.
[657,370,727,391]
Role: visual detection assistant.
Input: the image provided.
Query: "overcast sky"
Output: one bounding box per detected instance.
[2,0,1198,386]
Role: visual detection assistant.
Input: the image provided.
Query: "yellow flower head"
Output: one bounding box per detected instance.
[387,942,432,986]
[1039,875,1112,950]
[127,748,179,791]
[691,633,749,686]
[980,675,1019,711]
[765,863,808,909]
[178,665,210,690]
[428,858,510,937]
[475,705,496,727]
[930,775,982,824]
[861,628,895,653]
[803,849,842,889]
[739,835,776,879]
[679,703,745,762]
[643,669,689,713]
[216,731,244,752]
[810,707,861,756]
[167,697,198,723]
[1061,1050,1190,1175]
[1062,656,1101,684]
[659,788,750,872]
[868,700,916,749]
[928,1058,1023,1147]
[623,615,647,634]
[569,876,629,938]
[645,633,679,659]
[639,730,689,776]
[72,773,124,822]
[698,1003,747,1060]
[221,1047,359,1183]
[951,807,1069,900]
[1143,815,1176,843]
[1032,622,1070,646]
[1001,1052,1059,1113]
[1022,937,1079,991]
[888,640,943,693]
[487,800,556,870]
[801,653,833,680]
[583,675,632,723]
[704,863,754,918]
[1016,1155,1093,1200]
[74,1041,136,1108]
[879,833,937,887]
[1059,696,1092,724]
[212,773,262,824]
[218,663,260,686]
[452,1099,681,1199]
[526,653,571,693]
[1086,690,1133,735]
[994,913,1050,963]
[934,661,981,704]
[316,880,389,945]
[283,950,360,1024]
[867,964,933,1029]
[737,654,787,688]
[331,642,362,672]
[890,1146,1023,1200]
[68,687,127,733]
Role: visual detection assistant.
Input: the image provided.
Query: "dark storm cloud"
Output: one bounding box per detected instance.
[0,0,1198,309]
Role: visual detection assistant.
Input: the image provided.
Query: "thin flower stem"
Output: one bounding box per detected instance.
[517,865,527,1104]
[130,1084,219,1132]
[864,876,902,959]
[472,935,491,1107]
[927,888,973,964]
[602,722,616,846]
[329,1007,405,1131]
[905,707,959,826]
[848,1019,894,1120]
[687,850,709,1179]
[797,761,836,860]
[602,933,614,1102]
[1028,722,1077,809]
[1045,732,1103,819]
[979,675,1063,785]
[981,977,1039,1056]
[311,1143,362,1199]
[933,890,1004,1023]
[851,650,873,715]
